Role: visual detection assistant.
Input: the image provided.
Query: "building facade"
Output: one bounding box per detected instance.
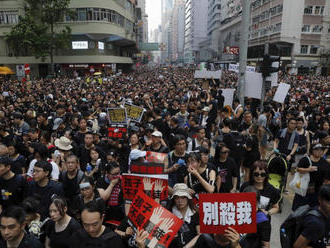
[161,0,173,63]
[136,0,148,45]
[170,0,185,63]
[218,0,330,73]
[0,0,137,77]
[184,0,208,63]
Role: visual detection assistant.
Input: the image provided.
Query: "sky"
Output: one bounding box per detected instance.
[146,0,161,35]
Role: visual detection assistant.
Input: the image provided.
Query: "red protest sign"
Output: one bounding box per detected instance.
[128,190,183,248]
[130,161,164,175]
[199,193,257,234]
[146,151,167,163]
[108,125,127,139]
[122,174,168,202]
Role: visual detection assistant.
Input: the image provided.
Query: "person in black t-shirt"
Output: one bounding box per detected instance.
[214,143,238,193]
[240,161,280,218]
[293,185,330,248]
[60,154,85,214]
[0,206,43,248]
[0,156,27,212]
[45,197,81,248]
[166,135,189,188]
[292,143,329,211]
[27,161,64,220]
[70,201,125,248]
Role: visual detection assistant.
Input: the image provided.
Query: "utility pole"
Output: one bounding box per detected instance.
[260,43,269,112]
[238,0,251,107]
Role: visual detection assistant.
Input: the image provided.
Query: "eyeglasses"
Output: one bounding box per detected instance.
[220,151,230,154]
[253,172,267,178]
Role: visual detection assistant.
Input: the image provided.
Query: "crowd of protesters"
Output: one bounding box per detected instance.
[0,66,329,248]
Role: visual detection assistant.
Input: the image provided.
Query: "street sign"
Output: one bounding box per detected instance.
[139,43,159,51]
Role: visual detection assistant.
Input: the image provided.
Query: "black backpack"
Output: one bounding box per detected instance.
[280,205,322,248]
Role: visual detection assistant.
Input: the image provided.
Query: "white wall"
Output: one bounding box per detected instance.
[281,0,304,55]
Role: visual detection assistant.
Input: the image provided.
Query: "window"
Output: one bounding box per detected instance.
[274,23,281,32]
[302,25,310,32]
[310,45,318,54]
[301,45,308,54]
[0,11,18,24]
[312,25,322,33]
[314,6,321,15]
[77,8,87,21]
[304,6,313,14]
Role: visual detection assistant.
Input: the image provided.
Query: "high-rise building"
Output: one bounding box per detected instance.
[184,0,208,63]
[161,0,173,63]
[0,0,138,77]
[218,0,330,73]
[171,0,185,63]
[137,0,148,44]
[199,0,221,62]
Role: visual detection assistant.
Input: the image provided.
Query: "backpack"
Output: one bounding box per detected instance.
[280,205,322,248]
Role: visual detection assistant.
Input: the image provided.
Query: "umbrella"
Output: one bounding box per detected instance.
[0,67,14,75]
[94,72,102,76]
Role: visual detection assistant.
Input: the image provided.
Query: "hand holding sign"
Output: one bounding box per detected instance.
[148,218,174,248]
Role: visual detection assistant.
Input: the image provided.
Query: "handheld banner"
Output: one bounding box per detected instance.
[125,103,145,122]
[199,193,257,234]
[108,124,127,139]
[273,83,290,103]
[107,108,127,124]
[122,173,168,202]
[128,191,183,248]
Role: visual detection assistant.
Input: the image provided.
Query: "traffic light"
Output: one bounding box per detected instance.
[261,54,280,78]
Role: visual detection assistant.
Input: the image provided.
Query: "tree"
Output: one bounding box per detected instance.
[6,0,72,75]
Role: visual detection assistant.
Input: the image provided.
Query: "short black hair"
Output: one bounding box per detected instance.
[33,143,49,160]
[34,161,52,177]
[1,206,26,224]
[82,201,104,217]
[105,162,119,173]
[0,156,11,167]
[319,184,330,201]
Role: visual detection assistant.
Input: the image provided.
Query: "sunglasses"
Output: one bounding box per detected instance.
[253,172,267,178]
[220,151,229,154]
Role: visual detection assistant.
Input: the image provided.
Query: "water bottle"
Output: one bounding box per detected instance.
[86,164,92,173]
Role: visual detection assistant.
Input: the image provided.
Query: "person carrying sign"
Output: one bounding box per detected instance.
[168,183,200,248]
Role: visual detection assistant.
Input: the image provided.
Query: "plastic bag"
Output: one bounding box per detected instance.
[289,172,310,197]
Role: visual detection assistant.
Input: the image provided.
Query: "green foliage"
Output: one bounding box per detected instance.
[5,0,72,61]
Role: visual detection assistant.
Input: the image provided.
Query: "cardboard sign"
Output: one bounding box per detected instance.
[108,108,127,124]
[128,191,183,248]
[229,64,255,73]
[125,103,145,122]
[108,124,127,139]
[194,70,222,79]
[131,162,165,175]
[245,72,263,99]
[199,193,257,234]
[122,174,168,202]
[266,72,279,87]
[221,89,236,107]
[273,83,290,103]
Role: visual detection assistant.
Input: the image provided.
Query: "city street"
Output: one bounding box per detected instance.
[270,194,294,248]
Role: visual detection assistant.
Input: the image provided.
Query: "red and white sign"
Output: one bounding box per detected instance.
[128,190,183,248]
[146,152,167,164]
[122,174,168,202]
[24,64,30,75]
[199,193,257,234]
